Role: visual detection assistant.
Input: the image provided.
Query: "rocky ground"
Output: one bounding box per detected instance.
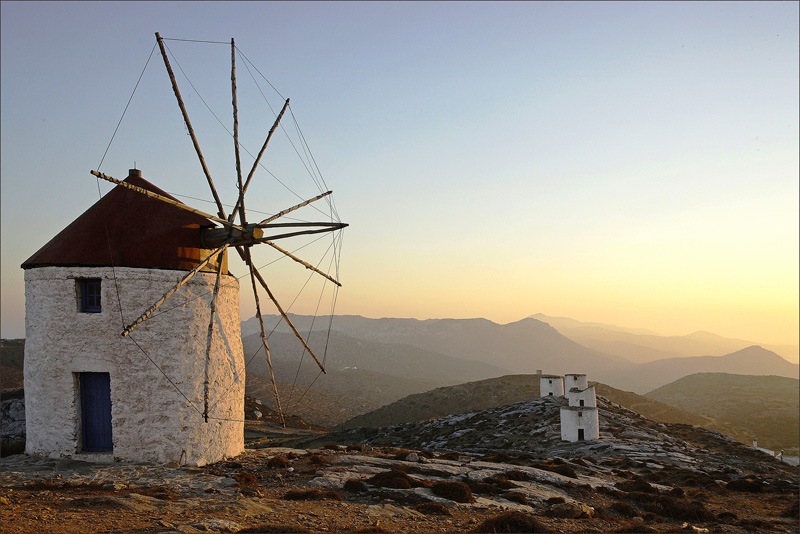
[2,396,798,534]
[1,438,798,534]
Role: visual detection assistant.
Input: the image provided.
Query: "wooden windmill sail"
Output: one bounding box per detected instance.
[91,33,347,426]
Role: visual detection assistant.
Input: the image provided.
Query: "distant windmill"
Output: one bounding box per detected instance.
[22,33,346,465]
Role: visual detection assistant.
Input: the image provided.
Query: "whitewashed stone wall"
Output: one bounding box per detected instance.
[564,374,588,392]
[24,266,244,466]
[566,386,597,408]
[560,406,599,442]
[539,375,564,397]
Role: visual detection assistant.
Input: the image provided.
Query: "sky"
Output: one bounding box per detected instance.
[1,1,798,348]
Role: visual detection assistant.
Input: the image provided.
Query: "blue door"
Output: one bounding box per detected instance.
[80,372,113,452]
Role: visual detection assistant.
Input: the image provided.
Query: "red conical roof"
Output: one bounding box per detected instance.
[22,170,227,273]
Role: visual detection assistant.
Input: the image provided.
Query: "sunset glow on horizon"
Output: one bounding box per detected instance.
[2,2,797,351]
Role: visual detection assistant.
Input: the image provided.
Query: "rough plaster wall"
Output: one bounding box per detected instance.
[567,386,597,408]
[560,407,599,442]
[540,377,564,398]
[564,374,588,392]
[24,266,244,466]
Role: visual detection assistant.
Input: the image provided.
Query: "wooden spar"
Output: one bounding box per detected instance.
[256,224,347,242]
[121,239,233,337]
[230,37,245,226]
[155,32,227,220]
[230,98,290,222]
[246,252,327,375]
[258,222,346,229]
[91,170,242,230]
[235,246,327,374]
[261,240,342,287]
[244,247,285,427]
[203,261,224,422]
[258,190,333,225]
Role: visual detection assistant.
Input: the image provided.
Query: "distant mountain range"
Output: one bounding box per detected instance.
[244,314,798,398]
[531,313,799,364]
[615,346,799,394]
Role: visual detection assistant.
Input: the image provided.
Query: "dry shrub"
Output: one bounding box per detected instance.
[550,457,566,465]
[234,471,258,487]
[366,470,428,489]
[346,443,365,452]
[643,471,665,482]
[415,501,452,516]
[625,492,713,521]
[781,501,799,518]
[609,501,637,517]
[716,511,738,523]
[615,478,656,494]
[548,464,578,478]
[545,497,565,505]
[480,452,513,463]
[438,451,462,460]
[239,524,312,533]
[307,453,327,466]
[282,489,343,501]
[613,524,656,533]
[343,479,368,492]
[726,478,762,493]
[641,512,660,523]
[324,443,343,451]
[469,481,499,495]
[431,481,474,503]
[738,519,775,530]
[69,496,125,509]
[534,463,577,479]
[390,448,413,459]
[503,491,528,505]
[222,461,243,469]
[471,511,552,533]
[136,485,181,500]
[503,470,530,481]
[348,527,390,533]
[287,452,299,459]
[668,487,684,497]
[484,474,518,490]
[267,455,290,469]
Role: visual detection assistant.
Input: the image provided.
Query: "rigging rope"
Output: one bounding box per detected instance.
[96,43,157,171]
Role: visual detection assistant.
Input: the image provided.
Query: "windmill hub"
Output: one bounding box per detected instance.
[202,224,264,248]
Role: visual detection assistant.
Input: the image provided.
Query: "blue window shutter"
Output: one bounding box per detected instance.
[81,279,101,313]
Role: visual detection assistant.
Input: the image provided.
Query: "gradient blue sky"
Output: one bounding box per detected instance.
[2,1,798,347]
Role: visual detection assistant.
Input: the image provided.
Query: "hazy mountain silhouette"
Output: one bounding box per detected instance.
[532,313,799,363]
[241,328,511,421]
[245,314,628,381]
[618,346,799,393]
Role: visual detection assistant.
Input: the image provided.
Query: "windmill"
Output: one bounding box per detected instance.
[21,34,345,465]
[90,34,346,427]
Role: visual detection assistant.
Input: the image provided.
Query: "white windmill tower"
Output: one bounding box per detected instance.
[21,34,346,466]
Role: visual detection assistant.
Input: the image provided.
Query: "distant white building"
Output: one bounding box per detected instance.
[539,374,565,397]
[535,371,601,441]
[564,373,588,392]
[560,405,600,442]
[566,385,597,408]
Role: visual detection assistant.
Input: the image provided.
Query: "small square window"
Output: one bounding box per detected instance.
[81,279,102,313]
